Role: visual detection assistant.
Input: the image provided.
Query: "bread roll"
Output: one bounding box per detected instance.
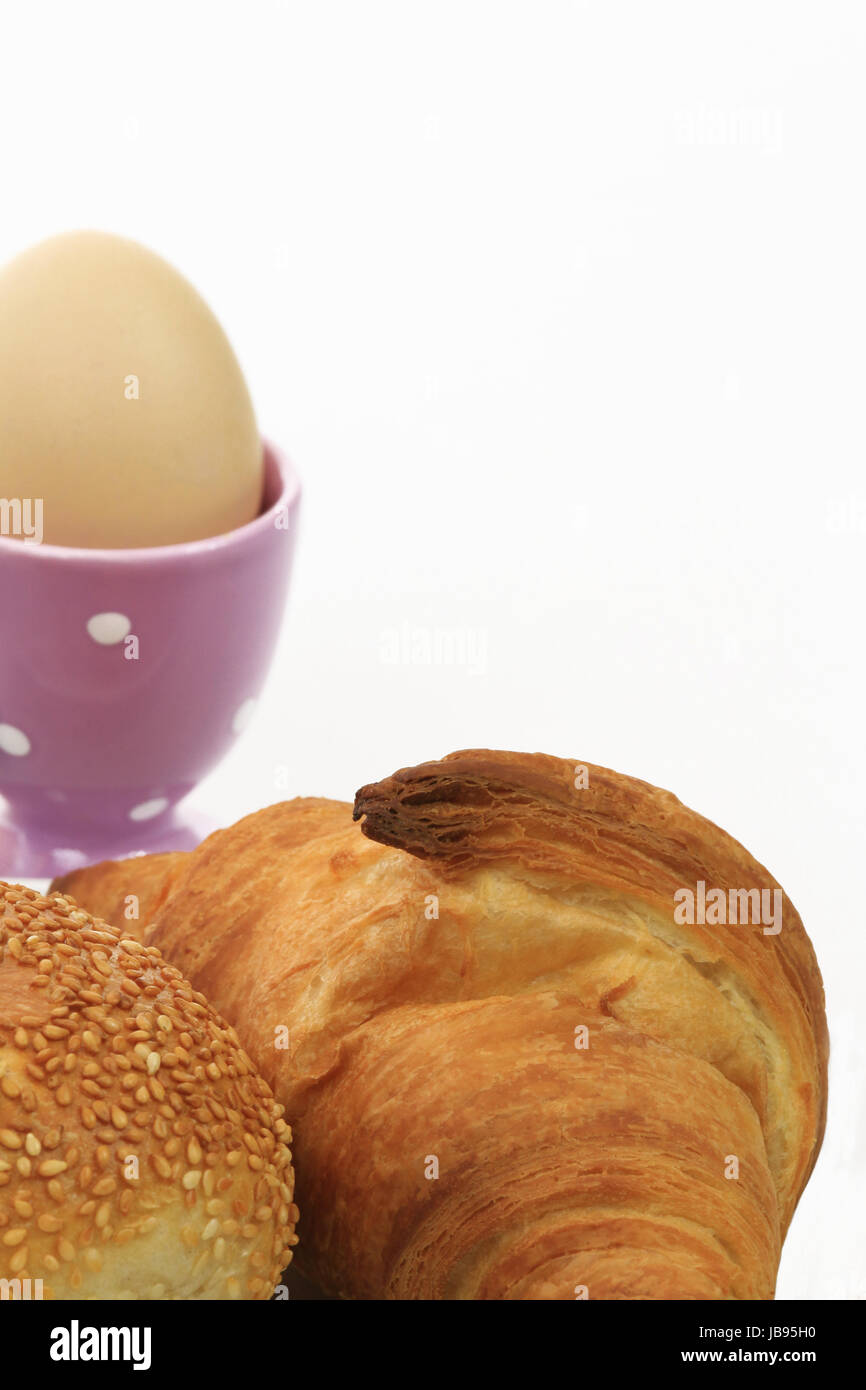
[0,882,297,1299]
[53,750,829,1299]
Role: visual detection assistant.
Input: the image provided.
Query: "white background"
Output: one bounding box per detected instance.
[1,1,863,1299]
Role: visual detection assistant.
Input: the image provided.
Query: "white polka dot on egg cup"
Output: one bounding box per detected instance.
[0,442,301,877]
[86,611,132,646]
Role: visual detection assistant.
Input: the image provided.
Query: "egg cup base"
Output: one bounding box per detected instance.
[0,796,218,879]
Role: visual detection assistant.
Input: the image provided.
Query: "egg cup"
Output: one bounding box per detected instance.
[0,441,300,877]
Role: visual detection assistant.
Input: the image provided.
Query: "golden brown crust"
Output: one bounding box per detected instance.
[0,882,297,1299]
[295,993,779,1299]
[52,753,829,1300]
[355,749,829,1227]
[53,852,186,947]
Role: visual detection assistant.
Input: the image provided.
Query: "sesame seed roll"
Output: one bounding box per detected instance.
[0,883,298,1299]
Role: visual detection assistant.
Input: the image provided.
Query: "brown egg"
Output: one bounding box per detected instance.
[0,232,263,548]
[0,882,297,1299]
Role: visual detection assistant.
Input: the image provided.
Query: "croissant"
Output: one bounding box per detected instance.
[53,750,828,1300]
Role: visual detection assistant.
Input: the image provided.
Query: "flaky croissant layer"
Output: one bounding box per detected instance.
[53,750,828,1300]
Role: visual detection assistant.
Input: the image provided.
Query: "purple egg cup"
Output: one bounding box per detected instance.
[0,441,300,879]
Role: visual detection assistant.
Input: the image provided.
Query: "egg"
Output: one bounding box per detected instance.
[0,231,263,548]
